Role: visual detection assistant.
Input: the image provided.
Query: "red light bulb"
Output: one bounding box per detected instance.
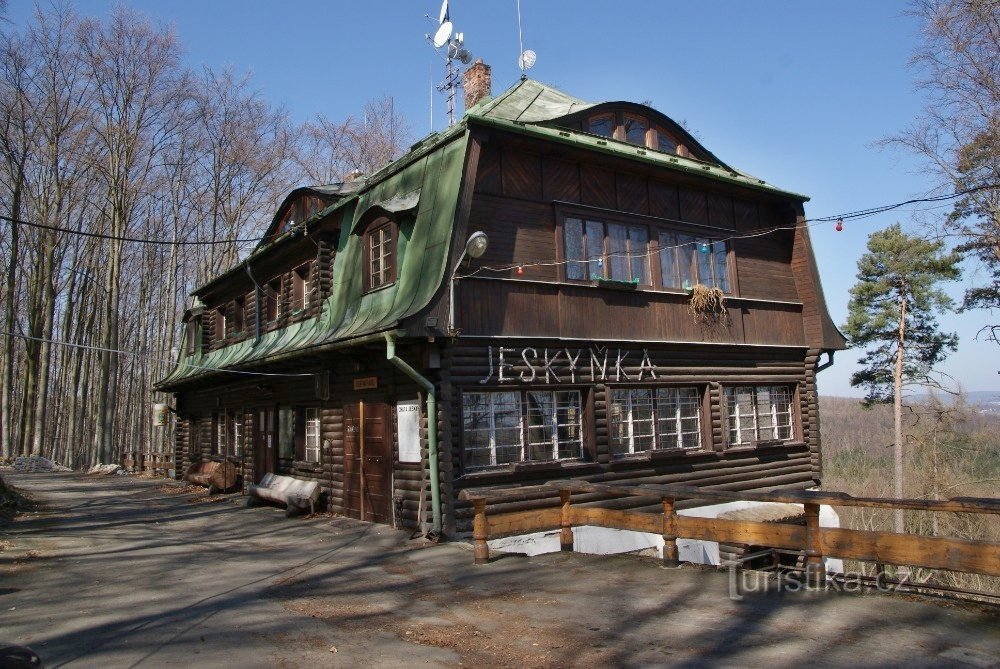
[835,218,843,232]
[515,266,524,276]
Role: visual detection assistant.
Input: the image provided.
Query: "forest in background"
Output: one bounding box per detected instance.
[820,395,999,591]
[0,5,409,468]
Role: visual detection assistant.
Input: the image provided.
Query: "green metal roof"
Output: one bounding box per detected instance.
[158,130,469,389]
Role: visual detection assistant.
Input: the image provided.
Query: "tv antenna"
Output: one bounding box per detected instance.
[515,0,536,77]
[426,0,472,126]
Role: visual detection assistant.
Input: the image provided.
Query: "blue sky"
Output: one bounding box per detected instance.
[9,1,998,397]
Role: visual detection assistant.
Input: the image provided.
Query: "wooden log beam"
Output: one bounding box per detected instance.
[820,528,1000,577]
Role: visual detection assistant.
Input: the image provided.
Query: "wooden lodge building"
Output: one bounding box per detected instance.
[157,62,846,540]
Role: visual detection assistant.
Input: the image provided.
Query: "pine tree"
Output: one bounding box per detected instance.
[843,223,961,534]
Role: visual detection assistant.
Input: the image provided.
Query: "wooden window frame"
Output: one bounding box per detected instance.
[561,214,652,285]
[291,263,310,314]
[362,218,398,293]
[722,384,799,448]
[265,277,281,324]
[586,113,615,139]
[304,407,321,463]
[185,317,200,356]
[460,387,592,474]
[657,231,732,293]
[622,113,649,148]
[607,385,708,458]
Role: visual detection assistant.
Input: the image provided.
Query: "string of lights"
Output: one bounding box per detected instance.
[0,183,994,251]
[0,330,314,378]
[459,183,999,279]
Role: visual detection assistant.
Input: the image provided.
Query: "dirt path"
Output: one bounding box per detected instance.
[0,473,997,668]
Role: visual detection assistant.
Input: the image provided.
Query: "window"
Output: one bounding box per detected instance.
[365,221,395,291]
[214,308,226,344]
[305,408,321,463]
[564,217,649,284]
[588,114,614,138]
[291,264,309,312]
[226,410,242,457]
[654,126,678,154]
[185,317,200,356]
[228,298,244,338]
[462,390,584,472]
[658,232,730,291]
[214,413,224,456]
[265,278,281,322]
[278,407,296,459]
[724,385,794,447]
[609,387,702,456]
[623,115,648,146]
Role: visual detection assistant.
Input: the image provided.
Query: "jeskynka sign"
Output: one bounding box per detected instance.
[478,345,657,384]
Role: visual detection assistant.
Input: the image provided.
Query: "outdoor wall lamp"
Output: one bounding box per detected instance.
[448,231,489,334]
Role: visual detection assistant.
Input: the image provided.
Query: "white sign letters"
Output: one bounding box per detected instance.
[478,346,657,385]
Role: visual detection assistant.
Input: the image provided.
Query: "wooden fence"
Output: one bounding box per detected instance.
[123,451,173,474]
[459,481,1000,582]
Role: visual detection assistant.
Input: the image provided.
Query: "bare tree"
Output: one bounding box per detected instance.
[891,0,1000,351]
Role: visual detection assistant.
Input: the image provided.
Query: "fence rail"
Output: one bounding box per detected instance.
[123,451,173,474]
[459,481,1000,581]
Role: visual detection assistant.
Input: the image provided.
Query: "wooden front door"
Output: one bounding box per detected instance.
[343,400,392,524]
[255,408,276,483]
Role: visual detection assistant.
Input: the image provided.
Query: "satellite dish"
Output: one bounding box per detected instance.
[457,48,472,64]
[519,49,536,71]
[433,21,453,48]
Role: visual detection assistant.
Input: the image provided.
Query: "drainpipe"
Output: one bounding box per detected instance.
[385,333,441,536]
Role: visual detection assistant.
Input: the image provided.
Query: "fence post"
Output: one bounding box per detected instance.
[804,502,824,587]
[560,489,574,552]
[472,498,489,565]
[662,496,679,567]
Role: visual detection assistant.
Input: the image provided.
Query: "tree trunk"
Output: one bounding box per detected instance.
[894,281,906,535]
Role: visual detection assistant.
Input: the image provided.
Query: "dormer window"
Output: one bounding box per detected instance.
[185,317,200,356]
[623,115,648,147]
[265,278,281,322]
[229,297,244,337]
[291,264,309,312]
[364,219,396,292]
[654,126,678,153]
[215,308,226,344]
[588,114,614,138]
[583,112,686,156]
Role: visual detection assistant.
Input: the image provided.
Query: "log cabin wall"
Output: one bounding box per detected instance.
[169,343,442,532]
[444,338,818,535]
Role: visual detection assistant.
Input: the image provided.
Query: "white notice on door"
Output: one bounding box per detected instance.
[396,399,421,463]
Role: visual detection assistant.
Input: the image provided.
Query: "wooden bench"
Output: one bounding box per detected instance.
[183,460,238,493]
[247,473,320,517]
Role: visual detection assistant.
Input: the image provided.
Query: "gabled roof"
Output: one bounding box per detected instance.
[469,77,595,123]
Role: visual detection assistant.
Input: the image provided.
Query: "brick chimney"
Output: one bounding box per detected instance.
[463,59,491,110]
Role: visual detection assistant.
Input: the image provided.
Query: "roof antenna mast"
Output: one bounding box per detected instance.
[426,0,472,126]
[516,0,536,78]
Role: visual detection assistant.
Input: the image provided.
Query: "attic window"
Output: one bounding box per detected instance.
[623,115,648,146]
[655,126,678,153]
[588,114,614,138]
[265,278,281,322]
[364,219,396,292]
[291,264,310,312]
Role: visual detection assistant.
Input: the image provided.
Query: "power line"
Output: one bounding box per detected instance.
[0,214,265,246]
[1,330,313,378]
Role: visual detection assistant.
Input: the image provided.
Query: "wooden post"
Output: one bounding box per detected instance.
[662,496,679,567]
[472,498,489,565]
[804,502,824,587]
[560,490,573,552]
